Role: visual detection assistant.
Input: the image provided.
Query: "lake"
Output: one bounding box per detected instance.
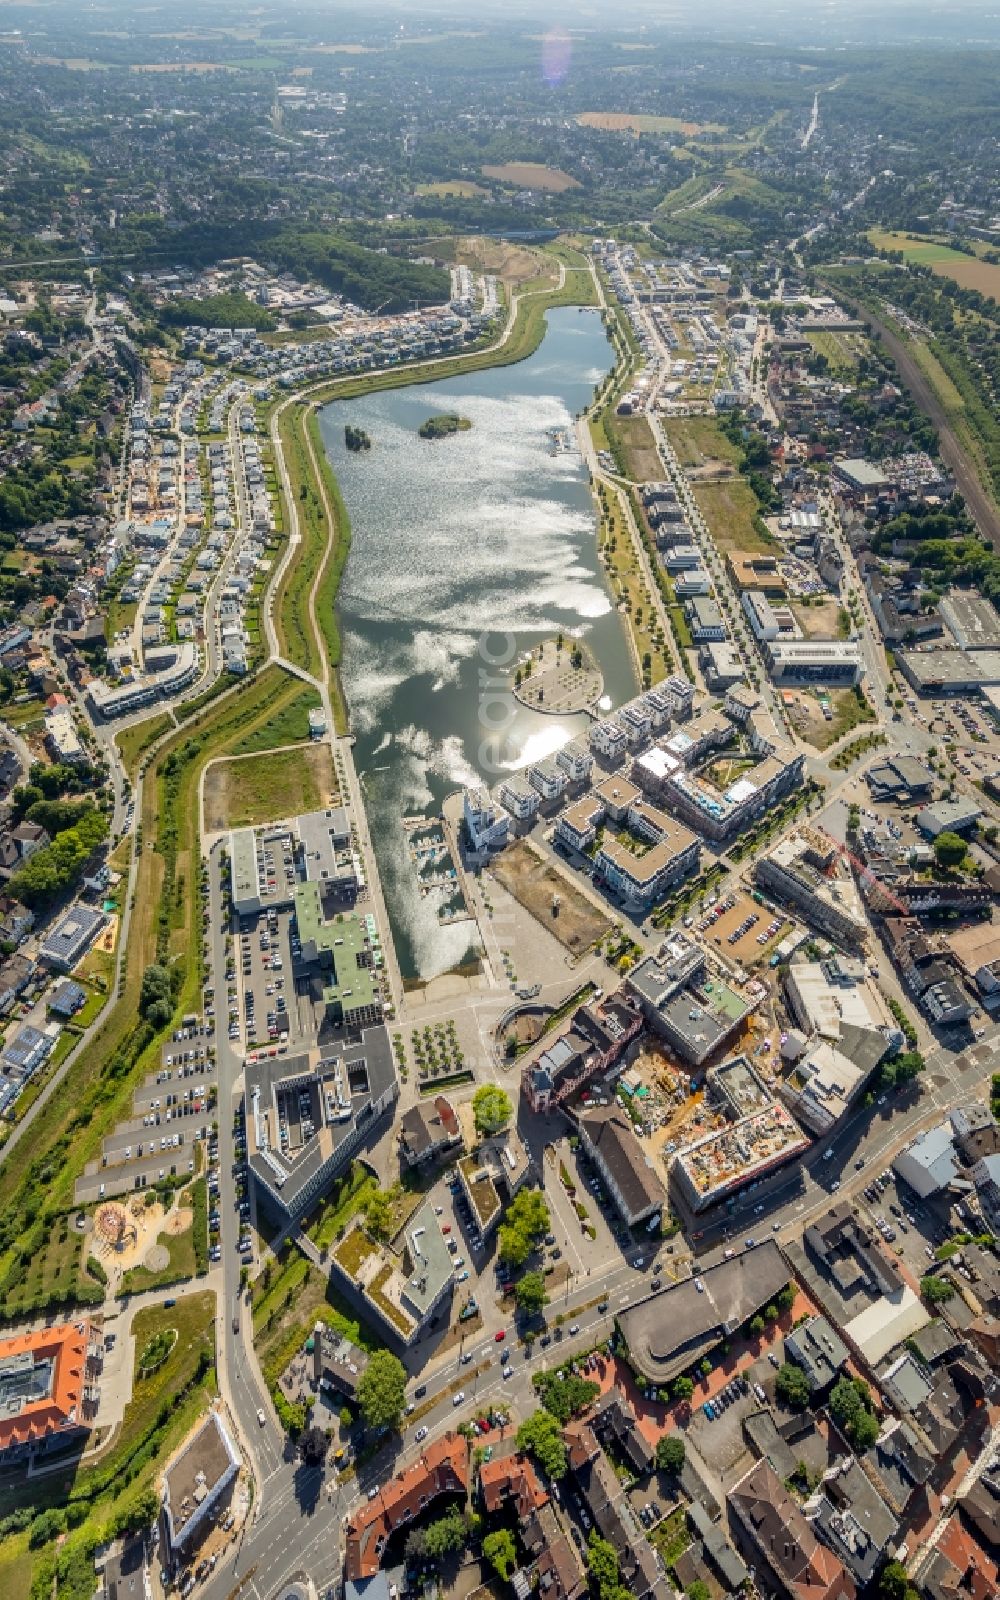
[317,306,634,982]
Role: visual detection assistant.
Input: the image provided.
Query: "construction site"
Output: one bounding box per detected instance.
[668,1052,810,1214]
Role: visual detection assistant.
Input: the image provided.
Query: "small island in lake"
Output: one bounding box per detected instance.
[418,412,472,440]
[345,424,371,452]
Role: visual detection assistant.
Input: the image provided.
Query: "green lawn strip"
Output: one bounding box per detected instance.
[174,672,240,723]
[304,1163,376,1251]
[115,713,174,777]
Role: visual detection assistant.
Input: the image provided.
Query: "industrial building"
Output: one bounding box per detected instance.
[896,648,1000,697]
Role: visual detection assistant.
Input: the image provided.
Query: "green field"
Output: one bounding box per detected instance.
[663,415,742,469]
[115,712,173,775]
[693,476,771,554]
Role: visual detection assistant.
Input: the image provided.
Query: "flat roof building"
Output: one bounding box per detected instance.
[245,1031,398,1221]
[893,1120,959,1199]
[39,905,106,972]
[331,1202,454,1346]
[617,1241,789,1385]
[764,639,864,687]
[628,938,755,1067]
[784,1315,849,1394]
[940,591,1000,653]
[672,1055,809,1213]
[755,829,868,949]
[162,1411,240,1552]
[896,648,1000,696]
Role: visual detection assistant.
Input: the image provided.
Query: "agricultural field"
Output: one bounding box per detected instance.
[203,743,337,831]
[576,111,726,136]
[868,230,1000,299]
[481,162,581,192]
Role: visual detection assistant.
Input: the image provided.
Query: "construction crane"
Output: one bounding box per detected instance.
[823,833,910,919]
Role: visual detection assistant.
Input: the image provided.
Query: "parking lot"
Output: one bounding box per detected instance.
[695,890,792,967]
[232,906,311,1052]
[74,1017,218,1203]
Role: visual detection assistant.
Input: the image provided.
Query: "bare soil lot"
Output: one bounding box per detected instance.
[491,841,610,957]
[693,478,770,554]
[611,414,663,483]
[203,743,337,832]
[789,598,845,639]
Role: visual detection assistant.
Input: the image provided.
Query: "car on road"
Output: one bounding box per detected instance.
[568,1322,580,1335]
[257,1409,266,1426]
[495,1330,506,1342]
[453,1391,465,1407]
[415,1426,428,1442]
[460,1352,473,1365]
[597,1301,609,1313]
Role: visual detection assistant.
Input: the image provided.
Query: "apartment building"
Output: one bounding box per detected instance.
[754,829,868,948]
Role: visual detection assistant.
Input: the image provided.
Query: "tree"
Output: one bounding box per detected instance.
[536,1371,600,1425]
[933,830,967,870]
[363,1188,396,1242]
[775,1363,811,1411]
[656,1435,686,1473]
[587,1535,620,1600]
[877,1561,920,1600]
[300,1425,328,1463]
[516,1409,567,1479]
[921,1273,955,1304]
[473,1084,513,1136]
[776,1283,796,1313]
[829,1376,880,1447]
[851,1409,881,1450]
[499,1188,550,1267]
[749,1314,765,1337]
[483,1530,517,1580]
[515,1270,548,1317]
[423,1506,473,1562]
[356,1350,407,1431]
[672,1375,695,1402]
[687,1585,711,1600]
[139,963,174,1030]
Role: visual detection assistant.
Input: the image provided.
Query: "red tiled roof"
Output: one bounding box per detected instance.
[345,1432,469,1580]
[479,1452,548,1518]
[729,1461,855,1600]
[0,1320,92,1455]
